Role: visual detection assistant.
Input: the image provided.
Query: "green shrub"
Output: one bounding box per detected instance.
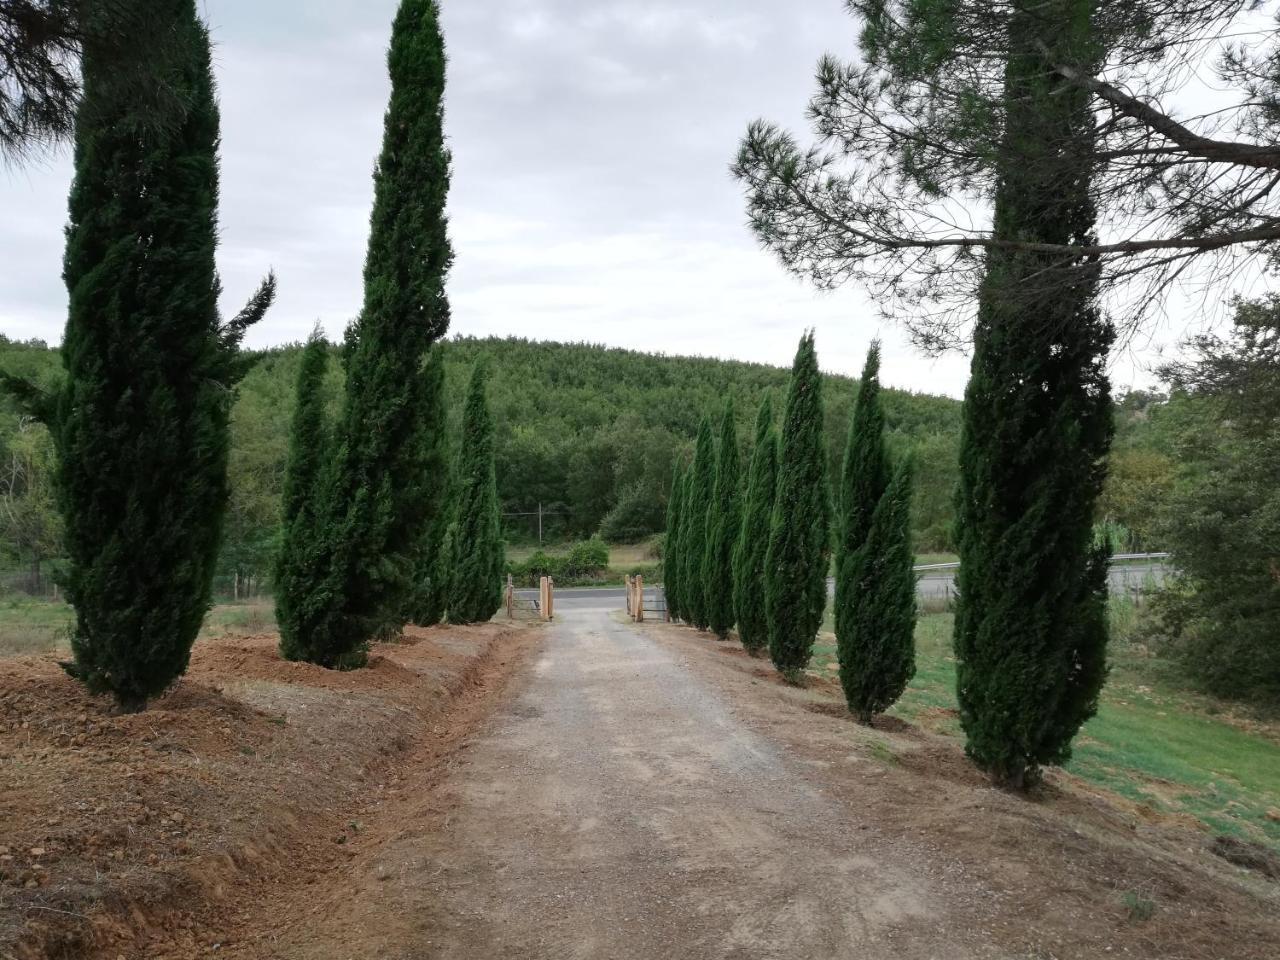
[566,536,610,577]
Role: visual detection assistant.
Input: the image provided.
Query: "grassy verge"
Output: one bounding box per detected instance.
[506,541,658,567]
[0,596,278,657]
[809,599,1280,851]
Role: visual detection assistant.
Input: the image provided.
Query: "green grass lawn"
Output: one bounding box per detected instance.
[506,540,659,566]
[810,603,1280,851]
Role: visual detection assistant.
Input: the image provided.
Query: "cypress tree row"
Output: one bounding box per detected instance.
[408,346,452,627]
[765,332,830,681]
[704,398,741,640]
[0,0,274,710]
[663,463,686,623]
[838,459,917,722]
[276,331,340,662]
[304,0,454,658]
[680,416,716,631]
[954,4,1114,788]
[733,394,777,656]
[835,341,917,720]
[446,366,505,623]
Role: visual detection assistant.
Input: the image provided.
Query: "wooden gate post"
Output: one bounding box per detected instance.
[624,575,632,617]
[506,574,514,619]
[546,578,555,621]
[635,574,644,623]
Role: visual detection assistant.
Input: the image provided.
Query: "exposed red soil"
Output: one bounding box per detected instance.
[0,621,540,959]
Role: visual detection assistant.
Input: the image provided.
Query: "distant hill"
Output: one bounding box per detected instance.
[0,334,962,588]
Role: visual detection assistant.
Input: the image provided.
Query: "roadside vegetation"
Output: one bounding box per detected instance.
[809,598,1280,852]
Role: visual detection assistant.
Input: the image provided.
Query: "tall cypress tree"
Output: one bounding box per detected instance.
[839,459,917,722]
[680,416,716,631]
[447,365,504,624]
[276,330,337,662]
[311,0,454,656]
[704,398,741,640]
[765,332,830,681]
[836,343,915,720]
[954,3,1114,788]
[408,345,452,627]
[835,343,891,642]
[733,394,777,656]
[0,0,273,710]
[663,463,686,623]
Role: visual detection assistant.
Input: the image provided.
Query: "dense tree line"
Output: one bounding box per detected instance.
[665,333,918,719]
[0,333,966,594]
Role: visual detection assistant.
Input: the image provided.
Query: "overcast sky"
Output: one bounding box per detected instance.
[0,0,1252,398]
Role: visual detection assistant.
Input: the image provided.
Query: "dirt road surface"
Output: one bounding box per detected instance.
[224,604,1279,960]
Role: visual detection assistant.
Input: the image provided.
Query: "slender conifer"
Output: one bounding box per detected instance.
[954,5,1114,787]
[835,343,890,642]
[835,341,917,719]
[705,399,741,640]
[839,459,917,721]
[446,366,504,623]
[663,463,686,622]
[408,346,451,626]
[765,332,830,680]
[733,395,777,655]
[276,331,337,662]
[2,0,274,709]
[308,0,454,656]
[680,417,716,630]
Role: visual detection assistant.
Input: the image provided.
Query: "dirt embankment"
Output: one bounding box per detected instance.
[0,621,539,959]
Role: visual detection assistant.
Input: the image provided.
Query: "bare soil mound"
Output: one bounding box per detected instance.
[0,622,536,959]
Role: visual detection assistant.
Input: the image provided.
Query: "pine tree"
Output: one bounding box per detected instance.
[1,0,274,710]
[838,459,917,722]
[447,366,505,623]
[680,416,716,631]
[704,398,741,640]
[733,394,777,656]
[954,4,1115,788]
[276,331,338,662]
[408,346,452,626]
[312,0,454,655]
[663,463,686,623]
[765,332,830,681]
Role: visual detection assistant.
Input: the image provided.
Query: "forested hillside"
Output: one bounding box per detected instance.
[0,334,962,591]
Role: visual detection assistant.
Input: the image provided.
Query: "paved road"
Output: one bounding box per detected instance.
[395,604,970,959]
[519,563,1169,610]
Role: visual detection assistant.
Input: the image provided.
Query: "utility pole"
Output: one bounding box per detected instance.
[538,501,543,545]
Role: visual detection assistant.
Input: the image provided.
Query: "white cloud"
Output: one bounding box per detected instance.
[0,0,1222,398]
